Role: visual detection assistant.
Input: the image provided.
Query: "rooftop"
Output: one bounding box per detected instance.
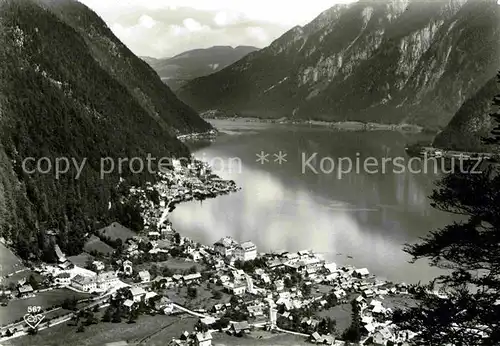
[239,241,256,250]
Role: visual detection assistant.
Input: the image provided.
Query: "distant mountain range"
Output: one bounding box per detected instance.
[141,45,259,90]
[0,0,210,258]
[177,0,500,131]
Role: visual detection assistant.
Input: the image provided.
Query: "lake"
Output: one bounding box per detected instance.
[170,119,455,284]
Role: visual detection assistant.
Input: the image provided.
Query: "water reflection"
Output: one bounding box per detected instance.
[171,122,450,283]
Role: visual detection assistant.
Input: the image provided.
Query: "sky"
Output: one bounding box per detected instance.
[77,0,358,58]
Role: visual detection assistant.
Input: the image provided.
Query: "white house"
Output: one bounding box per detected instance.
[183,273,202,284]
[92,261,105,271]
[130,286,147,302]
[195,331,212,346]
[234,241,257,262]
[190,251,202,262]
[55,272,71,285]
[71,274,97,292]
[214,236,238,257]
[355,268,370,278]
[123,260,133,275]
[96,271,119,290]
[274,280,284,292]
[224,282,246,296]
[123,299,135,310]
[145,292,158,303]
[18,284,34,297]
[138,270,151,283]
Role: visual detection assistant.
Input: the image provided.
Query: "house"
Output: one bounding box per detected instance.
[324,262,337,273]
[362,289,375,298]
[93,261,105,271]
[213,237,238,257]
[234,241,257,261]
[58,261,73,270]
[183,273,202,283]
[222,281,246,296]
[148,231,161,239]
[354,268,369,278]
[310,332,322,343]
[190,251,202,262]
[130,286,147,302]
[123,260,133,275]
[55,272,71,285]
[232,283,246,296]
[274,280,284,292]
[18,284,34,297]
[145,292,158,303]
[231,321,250,336]
[194,331,212,346]
[71,275,97,292]
[138,270,151,283]
[123,299,135,310]
[154,296,173,312]
[96,271,119,290]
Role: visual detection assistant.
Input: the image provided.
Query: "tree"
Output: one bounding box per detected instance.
[212,290,222,300]
[101,307,112,322]
[28,274,39,290]
[187,286,197,299]
[188,265,197,274]
[301,283,311,296]
[150,264,158,278]
[173,232,181,244]
[162,266,173,277]
[393,73,500,345]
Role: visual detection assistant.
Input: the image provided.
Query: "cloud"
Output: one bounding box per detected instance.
[138,15,157,29]
[246,26,267,42]
[77,0,359,57]
[183,18,207,32]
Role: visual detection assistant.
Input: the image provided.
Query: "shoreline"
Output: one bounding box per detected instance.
[0,159,423,345]
[201,113,425,133]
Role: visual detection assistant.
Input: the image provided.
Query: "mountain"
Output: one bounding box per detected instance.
[433,73,500,151]
[0,0,211,259]
[178,0,500,130]
[142,45,259,90]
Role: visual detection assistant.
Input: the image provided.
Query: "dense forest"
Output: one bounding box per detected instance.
[0,0,209,259]
[433,74,500,151]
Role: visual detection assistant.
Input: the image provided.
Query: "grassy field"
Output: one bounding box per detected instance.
[165,282,231,310]
[9,313,196,346]
[1,271,43,287]
[83,236,114,255]
[213,330,310,346]
[0,243,25,276]
[67,253,94,268]
[0,289,90,325]
[136,258,205,276]
[97,222,136,242]
[316,303,352,333]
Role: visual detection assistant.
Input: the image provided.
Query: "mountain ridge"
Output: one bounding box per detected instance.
[142,45,259,91]
[0,0,210,258]
[178,0,500,130]
[433,74,500,151]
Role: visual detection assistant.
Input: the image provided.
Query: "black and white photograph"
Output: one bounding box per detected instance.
[0,0,499,345]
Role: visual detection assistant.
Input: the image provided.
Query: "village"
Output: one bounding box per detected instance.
[0,156,419,346]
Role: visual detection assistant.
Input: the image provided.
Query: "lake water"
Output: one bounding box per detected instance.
[170,120,454,284]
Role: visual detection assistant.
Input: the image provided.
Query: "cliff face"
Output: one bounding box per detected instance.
[433,75,500,151]
[142,46,259,91]
[0,0,210,258]
[178,0,500,130]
